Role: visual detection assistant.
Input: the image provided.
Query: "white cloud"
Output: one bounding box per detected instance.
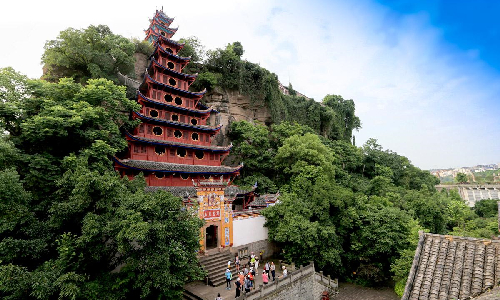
[0,0,498,169]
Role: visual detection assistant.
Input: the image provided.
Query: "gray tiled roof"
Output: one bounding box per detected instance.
[248,194,278,207]
[144,185,252,198]
[126,132,231,152]
[402,232,500,300]
[115,158,242,174]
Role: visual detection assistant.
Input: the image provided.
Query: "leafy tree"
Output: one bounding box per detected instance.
[474,199,498,218]
[0,70,204,299]
[41,25,135,84]
[456,172,468,184]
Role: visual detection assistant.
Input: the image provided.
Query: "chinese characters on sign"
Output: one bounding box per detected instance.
[203,209,220,219]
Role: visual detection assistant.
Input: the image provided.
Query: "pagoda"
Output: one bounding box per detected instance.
[114,10,244,251]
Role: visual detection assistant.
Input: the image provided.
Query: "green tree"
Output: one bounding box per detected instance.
[456,172,468,184]
[41,25,135,84]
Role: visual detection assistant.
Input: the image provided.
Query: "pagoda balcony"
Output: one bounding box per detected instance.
[140,105,209,127]
[133,111,221,133]
[125,131,231,152]
[142,73,206,100]
[150,58,197,82]
[137,91,214,116]
[134,123,215,147]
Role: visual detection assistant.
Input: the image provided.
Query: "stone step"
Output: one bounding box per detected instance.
[198,251,230,264]
[183,289,203,300]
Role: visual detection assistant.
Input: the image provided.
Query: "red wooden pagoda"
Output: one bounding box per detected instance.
[114,10,242,188]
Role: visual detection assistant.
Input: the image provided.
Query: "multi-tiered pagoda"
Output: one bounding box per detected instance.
[114,10,245,251]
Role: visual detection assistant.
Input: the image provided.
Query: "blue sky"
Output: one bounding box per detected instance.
[0,0,498,170]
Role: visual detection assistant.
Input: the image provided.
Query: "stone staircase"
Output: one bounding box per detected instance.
[182,289,203,300]
[199,251,238,287]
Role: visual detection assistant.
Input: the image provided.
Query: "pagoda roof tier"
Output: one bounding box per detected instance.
[150,58,197,82]
[154,10,175,25]
[133,111,222,132]
[137,91,217,115]
[125,131,232,152]
[146,22,178,36]
[153,43,191,63]
[143,73,206,99]
[144,185,252,198]
[155,35,185,50]
[114,158,243,174]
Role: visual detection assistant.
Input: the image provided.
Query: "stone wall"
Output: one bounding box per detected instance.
[240,262,338,300]
[230,239,278,261]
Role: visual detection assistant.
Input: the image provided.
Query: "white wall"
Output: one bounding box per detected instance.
[233,215,268,247]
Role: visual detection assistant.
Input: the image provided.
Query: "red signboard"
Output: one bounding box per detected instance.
[203,209,220,219]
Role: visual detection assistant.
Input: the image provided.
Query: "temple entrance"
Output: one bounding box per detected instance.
[205,225,218,249]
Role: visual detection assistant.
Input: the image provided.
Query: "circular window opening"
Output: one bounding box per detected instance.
[166,47,173,53]
[155,146,165,155]
[153,126,163,136]
[174,130,182,138]
[191,132,199,141]
[180,173,189,180]
[171,114,179,122]
[174,97,182,105]
[160,31,166,36]
[155,172,164,179]
[177,148,187,157]
[149,110,159,118]
[168,78,176,86]
[164,94,173,102]
[167,62,175,69]
[191,118,198,125]
[195,150,204,160]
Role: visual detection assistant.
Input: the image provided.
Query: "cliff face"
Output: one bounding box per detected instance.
[203,88,272,146]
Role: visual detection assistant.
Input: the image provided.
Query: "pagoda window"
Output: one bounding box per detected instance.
[191,118,198,125]
[195,150,204,160]
[165,94,173,102]
[152,90,157,99]
[205,134,210,142]
[184,132,189,140]
[149,109,159,118]
[210,153,215,160]
[160,31,166,36]
[153,126,163,136]
[175,97,182,105]
[191,133,199,141]
[164,112,170,120]
[139,124,144,133]
[169,78,177,86]
[180,173,190,180]
[167,61,175,69]
[180,115,185,123]
[170,149,176,156]
[171,114,179,122]
[141,145,147,153]
[147,125,153,134]
[187,151,193,158]
[155,172,165,179]
[163,75,168,84]
[177,148,186,157]
[155,146,166,155]
[166,47,173,54]
[174,130,182,138]
[167,128,173,137]
[134,145,140,153]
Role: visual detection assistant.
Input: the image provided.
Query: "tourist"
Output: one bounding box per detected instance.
[227,260,231,269]
[216,292,222,300]
[282,266,288,278]
[234,279,241,298]
[225,268,232,290]
[265,261,270,276]
[255,258,259,271]
[239,271,244,290]
[250,255,256,267]
[259,250,264,261]
[244,275,251,293]
[244,266,249,276]
[270,261,276,281]
[235,254,240,272]
[262,270,269,284]
[248,270,254,290]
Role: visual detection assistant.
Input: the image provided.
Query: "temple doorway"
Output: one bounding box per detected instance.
[205,225,218,249]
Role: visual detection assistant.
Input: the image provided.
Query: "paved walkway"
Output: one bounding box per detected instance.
[336,282,399,300]
[185,261,286,300]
